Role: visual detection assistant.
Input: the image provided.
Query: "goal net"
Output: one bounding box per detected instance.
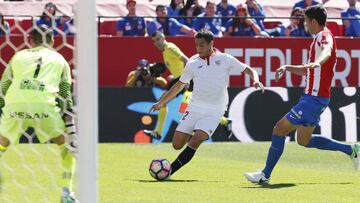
[0,1,97,202]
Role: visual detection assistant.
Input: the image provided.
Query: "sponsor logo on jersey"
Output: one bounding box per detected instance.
[10,112,50,119]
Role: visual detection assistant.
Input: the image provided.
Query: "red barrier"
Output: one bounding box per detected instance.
[1,36,359,87]
[99,37,360,87]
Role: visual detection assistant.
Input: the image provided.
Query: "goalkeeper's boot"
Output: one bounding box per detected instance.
[143,130,161,140]
[244,170,270,184]
[350,143,360,170]
[61,187,79,203]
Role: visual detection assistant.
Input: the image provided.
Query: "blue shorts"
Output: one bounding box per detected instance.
[285,94,330,126]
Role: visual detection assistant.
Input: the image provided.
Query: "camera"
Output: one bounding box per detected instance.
[149,62,166,77]
[138,66,151,76]
[136,60,166,78]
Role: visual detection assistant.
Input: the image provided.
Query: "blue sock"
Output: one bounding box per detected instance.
[262,135,286,179]
[306,135,352,156]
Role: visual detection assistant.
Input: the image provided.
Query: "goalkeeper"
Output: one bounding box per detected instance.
[0,25,78,203]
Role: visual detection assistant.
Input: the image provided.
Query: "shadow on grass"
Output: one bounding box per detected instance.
[241,183,296,189]
[241,182,354,189]
[296,182,354,185]
[130,179,223,183]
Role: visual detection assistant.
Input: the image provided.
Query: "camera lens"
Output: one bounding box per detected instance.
[141,68,149,76]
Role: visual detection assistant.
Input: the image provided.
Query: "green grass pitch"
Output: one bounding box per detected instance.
[1,142,360,202]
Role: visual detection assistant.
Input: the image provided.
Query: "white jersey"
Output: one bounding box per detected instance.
[180,49,247,111]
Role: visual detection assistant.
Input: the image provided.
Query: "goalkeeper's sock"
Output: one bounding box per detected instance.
[219,116,229,126]
[154,106,168,136]
[262,135,285,179]
[0,144,7,158]
[170,145,196,175]
[306,135,352,155]
[59,144,76,192]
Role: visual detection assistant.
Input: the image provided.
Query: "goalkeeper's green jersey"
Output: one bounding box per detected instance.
[0,46,73,111]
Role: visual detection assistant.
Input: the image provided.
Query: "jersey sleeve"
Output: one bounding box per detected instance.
[179,62,193,84]
[317,32,333,51]
[169,18,182,34]
[0,58,13,110]
[227,54,247,74]
[147,21,157,36]
[58,59,74,113]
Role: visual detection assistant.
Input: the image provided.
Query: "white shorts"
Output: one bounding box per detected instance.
[176,105,224,137]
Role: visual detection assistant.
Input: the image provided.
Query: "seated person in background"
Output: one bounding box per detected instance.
[117,0,146,37]
[0,13,10,35]
[193,0,223,37]
[36,3,61,33]
[266,7,311,37]
[246,0,266,31]
[147,4,195,36]
[167,0,184,17]
[168,0,196,34]
[293,0,320,9]
[61,16,75,35]
[216,0,237,26]
[224,4,262,37]
[183,0,204,28]
[168,0,195,20]
[341,0,360,37]
[125,59,168,88]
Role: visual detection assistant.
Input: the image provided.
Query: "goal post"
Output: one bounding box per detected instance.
[75,0,98,202]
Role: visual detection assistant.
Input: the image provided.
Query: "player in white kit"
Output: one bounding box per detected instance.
[149,29,264,176]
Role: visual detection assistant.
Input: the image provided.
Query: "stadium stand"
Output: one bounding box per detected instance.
[99,20,117,36]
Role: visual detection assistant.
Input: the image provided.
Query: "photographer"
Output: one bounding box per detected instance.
[125,59,168,88]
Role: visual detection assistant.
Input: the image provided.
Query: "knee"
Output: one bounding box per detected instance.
[52,135,65,145]
[0,135,10,148]
[188,136,206,149]
[297,137,310,147]
[273,122,285,135]
[172,142,184,150]
[273,122,286,135]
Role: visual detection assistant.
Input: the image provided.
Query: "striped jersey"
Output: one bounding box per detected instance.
[305,27,337,98]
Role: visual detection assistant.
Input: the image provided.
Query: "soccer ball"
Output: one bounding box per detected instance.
[149,158,171,181]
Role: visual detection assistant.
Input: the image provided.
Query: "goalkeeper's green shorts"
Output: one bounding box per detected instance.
[0,104,66,144]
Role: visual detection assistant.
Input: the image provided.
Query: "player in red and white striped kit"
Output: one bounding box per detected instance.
[245,5,360,184]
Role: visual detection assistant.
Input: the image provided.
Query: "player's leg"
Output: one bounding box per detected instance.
[219,116,232,135]
[245,111,298,183]
[144,106,167,139]
[51,135,77,202]
[154,106,167,136]
[0,135,10,157]
[170,109,197,175]
[36,111,77,202]
[297,125,359,169]
[0,109,25,157]
[144,78,180,139]
[171,130,209,175]
[172,131,192,150]
[262,117,297,178]
[170,109,221,175]
[298,125,352,154]
[294,95,359,169]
